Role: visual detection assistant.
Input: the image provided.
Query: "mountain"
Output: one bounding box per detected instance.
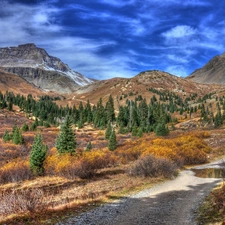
[0,43,93,93]
[188,52,225,84]
[65,70,224,108]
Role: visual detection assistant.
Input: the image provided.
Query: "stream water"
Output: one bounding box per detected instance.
[192,167,225,178]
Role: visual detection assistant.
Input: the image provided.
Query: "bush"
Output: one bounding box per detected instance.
[0,161,31,184]
[0,188,45,216]
[128,155,177,178]
[45,149,117,179]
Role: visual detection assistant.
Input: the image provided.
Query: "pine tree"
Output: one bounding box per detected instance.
[21,122,29,132]
[2,130,11,142]
[30,122,37,131]
[7,101,13,111]
[105,122,112,140]
[106,95,115,122]
[137,127,143,137]
[12,127,24,145]
[30,133,47,176]
[56,116,76,155]
[132,124,138,136]
[108,129,117,151]
[154,123,169,136]
[118,125,127,134]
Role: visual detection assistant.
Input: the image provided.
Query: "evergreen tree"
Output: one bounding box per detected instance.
[2,130,11,142]
[12,127,24,145]
[21,122,29,132]
[7,101,13,111]
[137,127,143,137]
[30,133,47,176]
[94,98,106,128]
[132,124,138,136]
[108,129,117,151]
[154,123,169,136]
[106,95,115,122]
[30,122,37,131]
[85,100,93,123]
[43,121,50,128]
[105,122,112,139]
[118,125,127,134]
[117,105,127,127]
[56,116,76,154]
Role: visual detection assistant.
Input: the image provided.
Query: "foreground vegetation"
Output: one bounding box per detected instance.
[198,182,225,224]
[0,128,219,224]
[1,89,225,224]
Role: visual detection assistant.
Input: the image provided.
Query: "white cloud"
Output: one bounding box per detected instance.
[167,54,188,63]
[162,25,196,39]
[0,1,61,46]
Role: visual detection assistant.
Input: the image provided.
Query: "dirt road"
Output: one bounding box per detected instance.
[56,165,222,225]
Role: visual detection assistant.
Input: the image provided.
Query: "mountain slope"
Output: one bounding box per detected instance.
[0,69,44,96]
[188,52,225,84]
[65,70,224,108]
[0,43,93,93]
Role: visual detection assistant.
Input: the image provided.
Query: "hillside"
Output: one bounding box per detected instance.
[0,69,43,96]
[0,44,93,94]
[188,52,225,84]
[66,70,225,108]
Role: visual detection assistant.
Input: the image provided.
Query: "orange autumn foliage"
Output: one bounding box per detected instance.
[44,148,117,178]
[0,159,31,183]
[116,133,210,165]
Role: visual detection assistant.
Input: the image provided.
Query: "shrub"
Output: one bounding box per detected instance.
[0,188,45,216]
[128,155,177,178]
[0,161,31,184]
[45,149,117,179]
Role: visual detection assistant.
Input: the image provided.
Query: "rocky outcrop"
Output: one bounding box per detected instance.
[0,43,93,93]
[188,53,225,84]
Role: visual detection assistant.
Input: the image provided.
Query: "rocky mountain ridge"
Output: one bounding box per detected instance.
[0,43,93,93]
[188,52,225,84]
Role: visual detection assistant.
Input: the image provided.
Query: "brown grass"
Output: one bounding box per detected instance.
[0,165,163,225]
[198,182,225,224]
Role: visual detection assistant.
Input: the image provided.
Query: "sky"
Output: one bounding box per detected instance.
[0,0,225,80]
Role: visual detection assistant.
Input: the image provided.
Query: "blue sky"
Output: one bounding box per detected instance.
[1,0,225,80]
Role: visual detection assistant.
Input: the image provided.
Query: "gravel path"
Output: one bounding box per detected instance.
[56,165,222,225]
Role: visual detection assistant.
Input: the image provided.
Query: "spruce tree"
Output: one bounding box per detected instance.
[132,124,138,136]
[12,127,24,145]
[56,116,76,155]
[3,130,11,142]
[21,122,29,132]
[154,123,169,136]
[30,133,47,176]
[108,129,117,151]
[30,122,37,131]
[137,127,143,137]
[105,122,112,140]
[106,95,115,122]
